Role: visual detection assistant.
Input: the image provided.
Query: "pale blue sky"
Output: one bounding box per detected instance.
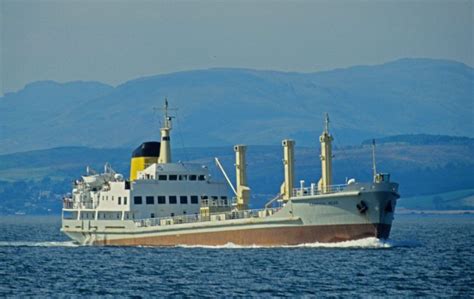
[0,0,472,95]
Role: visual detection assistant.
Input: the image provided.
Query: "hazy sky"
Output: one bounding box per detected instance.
[0,0,472,95]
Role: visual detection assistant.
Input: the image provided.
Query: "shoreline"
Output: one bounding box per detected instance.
[396,208,474,215]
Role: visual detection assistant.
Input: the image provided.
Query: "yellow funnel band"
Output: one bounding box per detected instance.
[130,156,159,181]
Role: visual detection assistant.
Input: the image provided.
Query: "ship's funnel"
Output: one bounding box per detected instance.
[129,142,160,181]
[318,113,333,193]
[234,145,250,210]
[280,139,295,200]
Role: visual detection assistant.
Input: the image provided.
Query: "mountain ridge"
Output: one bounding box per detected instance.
[3,57,472,95]
[1,58,472,154]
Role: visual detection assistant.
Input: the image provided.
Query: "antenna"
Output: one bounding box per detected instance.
[324,113,330,133]
[153,98,178,130]
[372,139,377,182]
[154,98,178,164]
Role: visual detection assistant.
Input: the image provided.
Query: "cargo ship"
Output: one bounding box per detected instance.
[61,100,399,246]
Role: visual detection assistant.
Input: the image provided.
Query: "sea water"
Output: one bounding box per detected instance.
[0,215,473,297]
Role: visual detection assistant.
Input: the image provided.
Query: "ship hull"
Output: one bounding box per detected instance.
[62,185,398,246]
[89,223,391,246]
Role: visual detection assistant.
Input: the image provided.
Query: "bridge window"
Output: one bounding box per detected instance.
[169,196,177,204]
[158,175,167,181]
[180,196,188,204]
[198,175,206,181]
[169,175,177,181]
[179,175,187,181]
[189,175,197,181]
[158,196,166,204]
[191,196,199,204]
[146,196,154,205]
[134,196,142,205]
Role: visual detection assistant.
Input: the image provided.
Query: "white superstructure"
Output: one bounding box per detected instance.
[63,101,229,223]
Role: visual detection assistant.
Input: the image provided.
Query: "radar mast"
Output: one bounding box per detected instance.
[156,98,177,164]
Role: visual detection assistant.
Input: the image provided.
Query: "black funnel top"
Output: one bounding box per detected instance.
[132,142,161,158]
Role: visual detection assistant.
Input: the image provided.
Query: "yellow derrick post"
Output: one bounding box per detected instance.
[280,139,295,200]
[234,145,250,210]
[318,113,334,193]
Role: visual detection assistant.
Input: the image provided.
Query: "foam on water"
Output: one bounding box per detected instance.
[176,237,404,249]
[0,238,419,249]
[0,241,79,247]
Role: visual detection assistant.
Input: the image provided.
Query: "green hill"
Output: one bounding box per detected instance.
[1,135,473,215]
[398,189,474,211]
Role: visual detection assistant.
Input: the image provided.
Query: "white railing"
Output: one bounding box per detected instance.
[292,184,348,197]
[134,207,280,228]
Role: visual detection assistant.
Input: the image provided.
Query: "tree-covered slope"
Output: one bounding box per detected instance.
[1,134,473,214]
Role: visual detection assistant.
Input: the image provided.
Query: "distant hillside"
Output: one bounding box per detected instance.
[398,189,474,211]
[1,135,473,214]
[0,58,473,154]
[363,134,474,146]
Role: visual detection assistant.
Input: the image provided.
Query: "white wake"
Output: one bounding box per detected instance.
[0,238,418,249]
[176,237,397,249]
[0,241,79,247]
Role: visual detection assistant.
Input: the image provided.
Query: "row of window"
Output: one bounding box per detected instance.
[102,195,128,205]
[158,174,206,181]
[134,195,199,205]
[133,195,228,205]
[100,195,227,206]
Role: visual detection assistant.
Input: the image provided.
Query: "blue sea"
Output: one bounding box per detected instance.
[0,214,473,297]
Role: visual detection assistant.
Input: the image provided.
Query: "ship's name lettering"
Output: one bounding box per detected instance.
[309,201,338,206]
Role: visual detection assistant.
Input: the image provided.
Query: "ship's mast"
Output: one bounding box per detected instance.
[157,98,175,164]
[318,113,334,193]
[372,139,377,182]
